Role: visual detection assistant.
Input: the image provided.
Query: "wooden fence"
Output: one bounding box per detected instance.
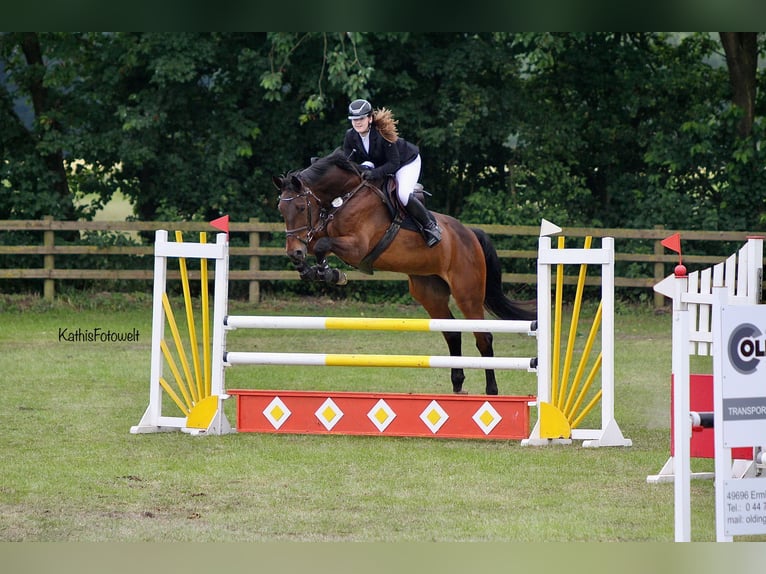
[1,217,763,308]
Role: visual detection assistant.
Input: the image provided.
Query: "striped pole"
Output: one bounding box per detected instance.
[225,315,536,334]
[224,351,536,371]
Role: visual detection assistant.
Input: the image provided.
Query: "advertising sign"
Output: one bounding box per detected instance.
[720,305,766,448]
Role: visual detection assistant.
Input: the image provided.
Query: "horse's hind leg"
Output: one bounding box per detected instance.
[450,279,498,395]
[477,332,497,395]
[408,275,466,394]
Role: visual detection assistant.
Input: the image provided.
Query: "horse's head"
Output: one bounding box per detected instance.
[273,150,364,264]
[273,171,313,265]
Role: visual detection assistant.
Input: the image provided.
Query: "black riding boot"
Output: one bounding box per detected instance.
[405,195,441,247]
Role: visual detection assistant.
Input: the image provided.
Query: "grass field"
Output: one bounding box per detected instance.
[1,291,764,545]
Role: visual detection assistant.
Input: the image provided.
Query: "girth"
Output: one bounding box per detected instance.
[357,178,428,274]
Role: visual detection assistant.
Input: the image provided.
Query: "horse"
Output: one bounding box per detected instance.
[272,148,536,395]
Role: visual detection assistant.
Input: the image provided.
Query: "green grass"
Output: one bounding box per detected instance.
[0,292,762,542]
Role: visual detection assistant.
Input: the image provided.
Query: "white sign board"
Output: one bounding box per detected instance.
[720,305,766,448]
[723,478,766,536]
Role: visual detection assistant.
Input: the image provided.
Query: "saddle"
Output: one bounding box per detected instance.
[379,177,428,233]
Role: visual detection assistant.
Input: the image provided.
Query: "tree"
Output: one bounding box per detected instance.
[2,32,764,236]
[0,32,80,219]
[1,32,330,223]
[719,32,758,138]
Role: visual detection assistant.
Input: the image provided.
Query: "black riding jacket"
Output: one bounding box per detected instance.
[342,127,419,180]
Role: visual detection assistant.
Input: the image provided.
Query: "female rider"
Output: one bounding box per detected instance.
[341,98,441,247]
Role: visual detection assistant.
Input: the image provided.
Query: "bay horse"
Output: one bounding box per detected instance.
[272,149,536,395]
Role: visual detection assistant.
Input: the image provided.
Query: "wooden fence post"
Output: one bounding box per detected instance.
[653,224,666,309]
[43,216,55,301]
[249,217,260,304]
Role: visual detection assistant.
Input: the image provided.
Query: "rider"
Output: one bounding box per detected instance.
[342,98,441,247]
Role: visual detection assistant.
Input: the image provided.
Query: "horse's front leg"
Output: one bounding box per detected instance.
[313,237,348,286]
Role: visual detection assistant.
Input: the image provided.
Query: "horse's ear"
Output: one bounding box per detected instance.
[272,175,283,190]
[290,175,301,189]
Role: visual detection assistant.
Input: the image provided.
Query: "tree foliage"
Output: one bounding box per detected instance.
[1,32,765,234]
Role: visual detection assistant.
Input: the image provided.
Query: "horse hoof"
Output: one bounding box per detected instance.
[453,390,469,395]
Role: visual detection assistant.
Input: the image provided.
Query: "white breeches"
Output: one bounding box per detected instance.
[396,154,421,205]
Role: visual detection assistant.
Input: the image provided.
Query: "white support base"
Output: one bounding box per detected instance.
[130,408,187,434]
[646,455,758,484]
[521,417,632,448]
[130,400,233,436]
[577,418,633,448]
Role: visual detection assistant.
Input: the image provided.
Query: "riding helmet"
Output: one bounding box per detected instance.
[348,99,372,119]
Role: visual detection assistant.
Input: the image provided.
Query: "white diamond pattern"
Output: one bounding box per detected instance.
[472,401,502,435]
[315,398,343,431]
[367,399,396,432]
[419,400,449,434]
[263,396,291,430]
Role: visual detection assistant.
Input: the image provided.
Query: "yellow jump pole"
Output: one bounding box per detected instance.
[200,232,211,398]
[557,235,592,409]
[571,387,603,429]
[175,231,203,403]
[551,236,565,408]
[161,292,197,404]
[158,378,191,416]
[569,353,603,427]
[159,339,194,412]
[564,300,603,418]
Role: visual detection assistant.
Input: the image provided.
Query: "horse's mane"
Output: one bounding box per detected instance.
[299,148,359,185]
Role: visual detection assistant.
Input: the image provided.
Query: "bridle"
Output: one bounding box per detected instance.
[278,185,321,244]
[278,173,374,246]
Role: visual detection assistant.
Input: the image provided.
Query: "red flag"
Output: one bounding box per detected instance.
[661,232,683,266]
[661,233,681,254]
[210,215,229,235]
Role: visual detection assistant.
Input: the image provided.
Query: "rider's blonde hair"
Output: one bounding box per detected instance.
[373,107,399,143]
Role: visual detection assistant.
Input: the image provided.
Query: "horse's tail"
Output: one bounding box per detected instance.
[471,227,537,321]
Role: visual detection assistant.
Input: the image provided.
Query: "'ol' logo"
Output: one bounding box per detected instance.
[727,323,766,375]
